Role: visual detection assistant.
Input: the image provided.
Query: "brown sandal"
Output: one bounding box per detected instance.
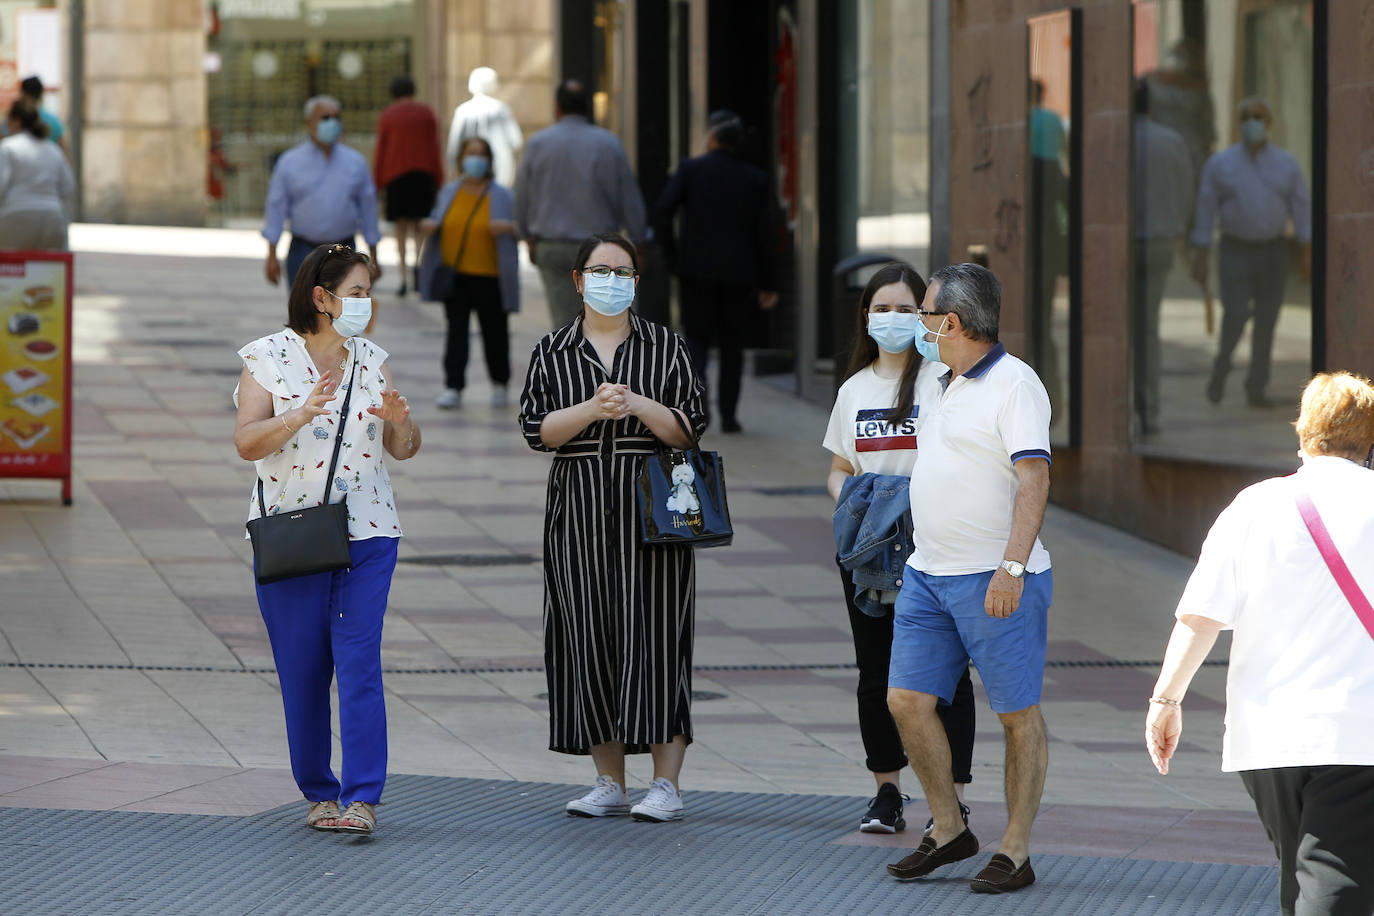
[335,801,376,835]
[306,800,341,831]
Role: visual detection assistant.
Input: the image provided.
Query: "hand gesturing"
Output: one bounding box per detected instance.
[367,388,410,427]
[293,372,337,426]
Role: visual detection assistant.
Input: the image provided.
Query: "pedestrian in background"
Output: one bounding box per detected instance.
[2,76,66,154]
[263,96,382,290]
[653,109,777,433]
[233,243,421,835]
[823,262,975,836]
[0,99,76,250]
[418,136,520,409]
[1191,95,1311,409]
[373,74,443,297]
[515,79,646,329]
[447,67,523,189]
[518,232,706,823]
[1147,371,1374,916]
[884,263,1053,894]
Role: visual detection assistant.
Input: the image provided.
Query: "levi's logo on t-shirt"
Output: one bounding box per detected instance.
[854,407,918,452]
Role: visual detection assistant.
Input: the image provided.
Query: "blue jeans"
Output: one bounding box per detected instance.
[255,536,397,805]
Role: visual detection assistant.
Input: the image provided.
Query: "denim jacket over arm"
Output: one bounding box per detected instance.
[833,473,914,617]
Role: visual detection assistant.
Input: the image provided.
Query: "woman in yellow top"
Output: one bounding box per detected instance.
[418,136,521,408]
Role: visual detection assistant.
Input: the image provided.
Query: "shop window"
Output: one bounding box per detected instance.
[1027,9,1081,447]
[1130,0,1318,468]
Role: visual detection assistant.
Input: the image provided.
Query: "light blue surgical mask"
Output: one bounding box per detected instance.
[914,312,948,363]
[866,311,922,354]
[326,290,371,338]
[461,155,490,179]
[582,272,636,317]
[1239,117,1267,147]
[315,116,342,145]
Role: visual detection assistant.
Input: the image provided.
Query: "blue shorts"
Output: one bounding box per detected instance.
[889,568,1052,714]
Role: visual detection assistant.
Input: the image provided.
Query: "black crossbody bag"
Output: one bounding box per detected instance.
[431,182,492,302]
[246,351,357,585]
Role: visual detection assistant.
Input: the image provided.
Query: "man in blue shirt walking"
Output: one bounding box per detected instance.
[263,96,382,289]
[1190,96,1310,409]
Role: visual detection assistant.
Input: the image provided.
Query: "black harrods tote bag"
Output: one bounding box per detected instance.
[245,353,356,585]
[637,412,733,549]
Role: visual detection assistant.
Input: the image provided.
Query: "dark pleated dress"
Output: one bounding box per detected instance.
[519,313,708,755]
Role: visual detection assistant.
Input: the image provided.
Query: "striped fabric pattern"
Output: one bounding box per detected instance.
[520,313,709,755]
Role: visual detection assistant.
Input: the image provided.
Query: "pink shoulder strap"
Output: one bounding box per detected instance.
[1295,492,1374,641]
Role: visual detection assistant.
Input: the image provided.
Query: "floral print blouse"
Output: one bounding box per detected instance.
[235,329,402,540]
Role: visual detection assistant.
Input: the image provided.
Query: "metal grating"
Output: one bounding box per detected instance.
[1,774,1278,915]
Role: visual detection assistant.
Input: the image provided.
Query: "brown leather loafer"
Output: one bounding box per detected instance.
[886,827,980,881]
[970,853,1035,893]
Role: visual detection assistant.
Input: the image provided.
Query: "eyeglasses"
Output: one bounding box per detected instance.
[581,265,638,279]
[915,307,947,318]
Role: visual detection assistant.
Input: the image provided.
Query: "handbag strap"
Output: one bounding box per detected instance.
[1295,491,1374,640]
[257,348,358,516]
[447,181,492,270]
[668,409,699,453]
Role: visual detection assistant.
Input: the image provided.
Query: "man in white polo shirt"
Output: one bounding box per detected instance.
[883,263,1052,895]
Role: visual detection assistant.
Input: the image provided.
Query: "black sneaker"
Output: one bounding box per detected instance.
[860,783,908,833]
[924,801,971,834]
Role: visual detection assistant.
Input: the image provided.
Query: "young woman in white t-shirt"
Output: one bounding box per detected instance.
[823,261,976,834]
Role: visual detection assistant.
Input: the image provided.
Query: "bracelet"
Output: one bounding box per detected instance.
[1149,696,1181,707]
[403,420,415,451]
[280,413,293,433]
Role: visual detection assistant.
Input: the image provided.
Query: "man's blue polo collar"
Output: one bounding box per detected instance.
[962,341,1007,378]
[939,341,1007,388]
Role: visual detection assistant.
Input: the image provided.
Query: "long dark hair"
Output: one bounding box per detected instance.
[841,261,927,426]
[287,243,374,334]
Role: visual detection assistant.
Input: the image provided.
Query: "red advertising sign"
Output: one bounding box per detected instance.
[0,251,72,504]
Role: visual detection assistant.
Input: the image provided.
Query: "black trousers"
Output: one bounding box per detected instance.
[443,274,509,390]
[1241,765,1374,916]
[840,561,975,781]
[680,278,753,424]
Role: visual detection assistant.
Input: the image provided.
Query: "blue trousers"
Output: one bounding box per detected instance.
[254,536,397,806]
[285,234,357,289]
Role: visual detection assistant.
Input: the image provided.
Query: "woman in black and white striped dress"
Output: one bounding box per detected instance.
[519,232,707,822]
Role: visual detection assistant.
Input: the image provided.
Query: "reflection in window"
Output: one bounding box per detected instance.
[1131,1,1314,468]
[1028,11,1075,445]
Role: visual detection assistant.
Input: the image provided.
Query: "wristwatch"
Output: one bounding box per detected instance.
[999,559,1026,579]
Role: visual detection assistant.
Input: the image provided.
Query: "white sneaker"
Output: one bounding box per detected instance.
[435,388,462,409]
[631,777,684,822]
[490,386,509,408]
[565,775,630,817]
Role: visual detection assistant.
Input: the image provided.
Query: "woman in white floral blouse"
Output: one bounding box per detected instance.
[233,243,420,835]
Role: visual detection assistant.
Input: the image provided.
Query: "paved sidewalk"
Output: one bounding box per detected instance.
[0,225,1277,911]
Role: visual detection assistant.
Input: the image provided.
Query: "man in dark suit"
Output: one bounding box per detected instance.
[654,110,777,433]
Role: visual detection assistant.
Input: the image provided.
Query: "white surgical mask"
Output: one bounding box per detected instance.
[582,273,636,317]
[867,311,922,354]
[325,290,371,337]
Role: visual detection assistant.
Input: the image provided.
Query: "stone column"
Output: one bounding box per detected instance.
[82,0,206,225]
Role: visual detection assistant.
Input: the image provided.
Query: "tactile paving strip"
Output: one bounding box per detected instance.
[4,774,1277,915]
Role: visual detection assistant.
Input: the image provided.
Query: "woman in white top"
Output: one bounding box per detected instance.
[1147,371,1374,915]
[823,262,976,834]
[233,243,421,835]
[0,100,75,249]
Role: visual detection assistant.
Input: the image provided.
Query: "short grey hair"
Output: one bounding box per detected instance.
[1236,95,1271,120]
[303,95,341,121]
[930,263,1001,343]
